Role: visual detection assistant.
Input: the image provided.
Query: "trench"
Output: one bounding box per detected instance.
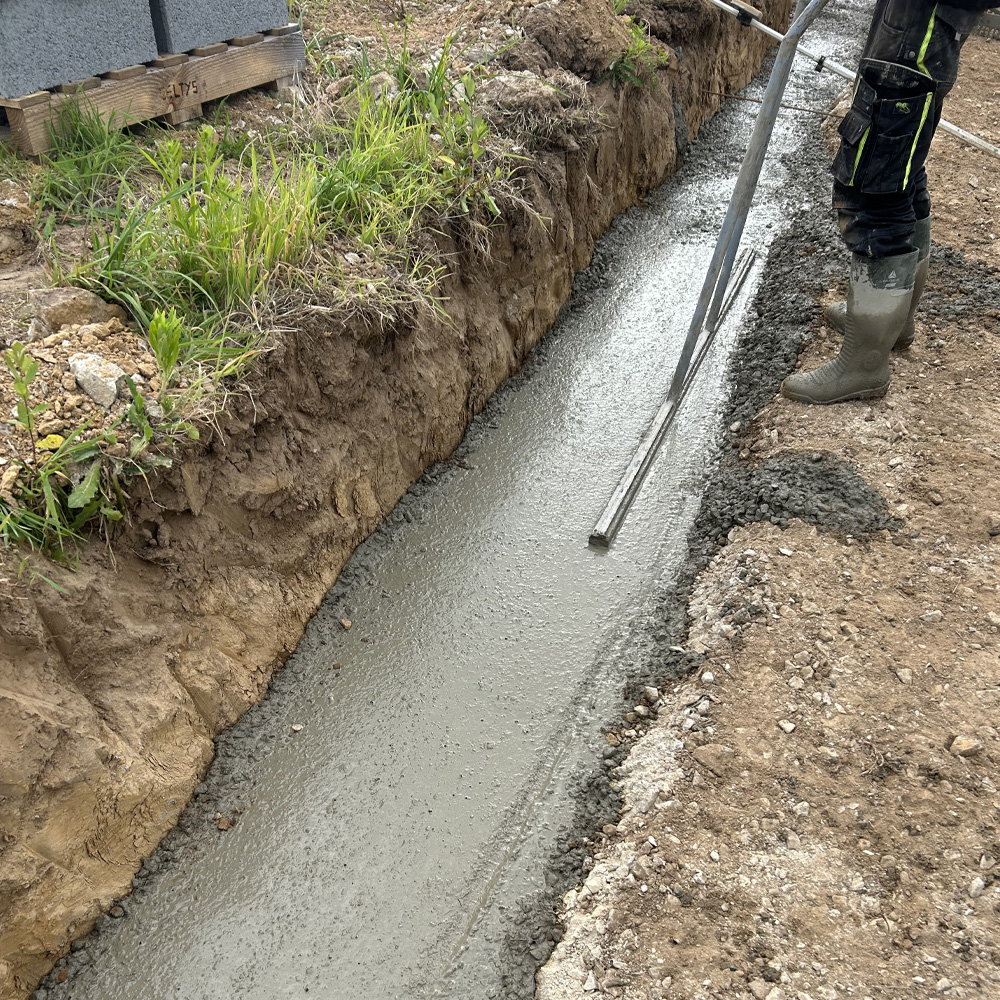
[39,7,866,999]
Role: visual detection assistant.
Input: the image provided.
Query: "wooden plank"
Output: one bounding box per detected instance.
[229,33,264,47]
[267,24,301,36]
[5,34,306,155]
[191,43,228,57]
[152,52,190,68]
[55,77,101,94]
[165,102,203,125]
[0,90,52,110]
[3,107,31,155]
[105,65,148,81]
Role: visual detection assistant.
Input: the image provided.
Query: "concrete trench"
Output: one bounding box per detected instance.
[35,6,871,999]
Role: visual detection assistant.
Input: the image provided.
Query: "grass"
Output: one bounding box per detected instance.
[2,26,524,569]
[33,103,144,218]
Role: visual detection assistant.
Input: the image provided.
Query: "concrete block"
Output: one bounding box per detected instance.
[0,0,158,99]
[148,0,290,54]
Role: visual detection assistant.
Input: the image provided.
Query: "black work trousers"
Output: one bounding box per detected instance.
[831,0,982,257]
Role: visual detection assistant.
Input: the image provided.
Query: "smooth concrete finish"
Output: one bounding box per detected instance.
[45,5,868,998]
[147,0,289,53]
[0,0,157,98]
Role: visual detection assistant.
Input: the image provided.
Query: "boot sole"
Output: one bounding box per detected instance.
[780,380,889,405]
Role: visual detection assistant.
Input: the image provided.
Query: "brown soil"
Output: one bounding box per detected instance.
[537,36,1000,1000]
[0,1,789,995]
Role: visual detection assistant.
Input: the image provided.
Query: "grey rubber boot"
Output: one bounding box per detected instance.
[824,215,931,349]
[782,247,919,404]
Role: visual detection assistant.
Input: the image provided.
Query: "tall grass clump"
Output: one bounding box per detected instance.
[33,103,142,217]
[70,127,325,366]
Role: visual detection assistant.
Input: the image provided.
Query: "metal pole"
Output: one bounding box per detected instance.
[704,0,1000,160]
[668,0,829,404]
[589,0,829,548]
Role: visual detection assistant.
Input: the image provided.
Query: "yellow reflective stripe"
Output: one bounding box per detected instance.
[850,126,871,185]
[903,92,934,188]
[917,4,938,76]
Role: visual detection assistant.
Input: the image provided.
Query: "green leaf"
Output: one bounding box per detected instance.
[68,458,102,509]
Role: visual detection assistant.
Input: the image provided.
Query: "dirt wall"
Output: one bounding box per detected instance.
[0,2,790,994]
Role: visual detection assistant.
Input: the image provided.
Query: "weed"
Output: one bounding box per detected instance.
[601,19,671,89]
[1,342,123,560]
[0,340,183,563]
[33,102,141,218]
[147,307,184,393]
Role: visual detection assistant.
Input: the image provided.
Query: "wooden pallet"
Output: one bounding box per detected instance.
[0,26,305,156]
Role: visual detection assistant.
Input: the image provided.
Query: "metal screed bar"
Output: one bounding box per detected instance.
[589,0,830,548]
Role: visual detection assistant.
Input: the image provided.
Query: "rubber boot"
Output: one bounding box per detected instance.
[781,248,919,405]
[824,216,931,350]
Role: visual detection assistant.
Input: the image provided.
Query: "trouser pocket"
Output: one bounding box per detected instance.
[832,79,877,188]
[833,79,934,194]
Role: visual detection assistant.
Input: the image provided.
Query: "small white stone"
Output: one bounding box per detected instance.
[68,352,126,408]
[701,671,715,684]
[792,800,810,817]
[777,719,796,733]
[778,547,794,557]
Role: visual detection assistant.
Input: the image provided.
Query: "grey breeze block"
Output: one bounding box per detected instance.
[148,0,290,54]
[0,0,158,99]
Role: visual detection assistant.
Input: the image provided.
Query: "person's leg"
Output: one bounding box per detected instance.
[784,0,979,403]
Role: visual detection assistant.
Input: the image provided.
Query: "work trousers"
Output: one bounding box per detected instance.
[831,0,982,257]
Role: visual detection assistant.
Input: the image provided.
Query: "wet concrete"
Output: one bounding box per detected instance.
[39,8,874,1000]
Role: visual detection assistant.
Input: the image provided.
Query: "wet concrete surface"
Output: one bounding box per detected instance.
[40,8,873,1000]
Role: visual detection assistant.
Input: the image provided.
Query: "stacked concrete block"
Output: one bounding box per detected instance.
[147,0,290,54]
[0,0,158,99]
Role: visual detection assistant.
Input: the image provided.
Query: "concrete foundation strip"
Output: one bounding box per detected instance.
[590,0,831,548]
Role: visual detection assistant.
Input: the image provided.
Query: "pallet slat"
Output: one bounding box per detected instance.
[105,65,148,81]
[191,42,228,57]
[55,77,101,94]
[0,33,304,155]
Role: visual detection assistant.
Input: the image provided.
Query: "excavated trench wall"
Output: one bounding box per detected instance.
[0,2,790,994]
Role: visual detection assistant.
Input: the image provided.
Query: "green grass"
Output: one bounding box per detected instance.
[33,103,144,218]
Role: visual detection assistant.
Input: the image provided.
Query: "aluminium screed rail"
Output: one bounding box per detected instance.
[589,0,831,548]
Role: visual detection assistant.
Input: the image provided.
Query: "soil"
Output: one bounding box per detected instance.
[0,1,790,996]
[536,34,1000,1000]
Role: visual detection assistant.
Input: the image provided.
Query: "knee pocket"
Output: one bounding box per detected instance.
[833,82,934,194]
